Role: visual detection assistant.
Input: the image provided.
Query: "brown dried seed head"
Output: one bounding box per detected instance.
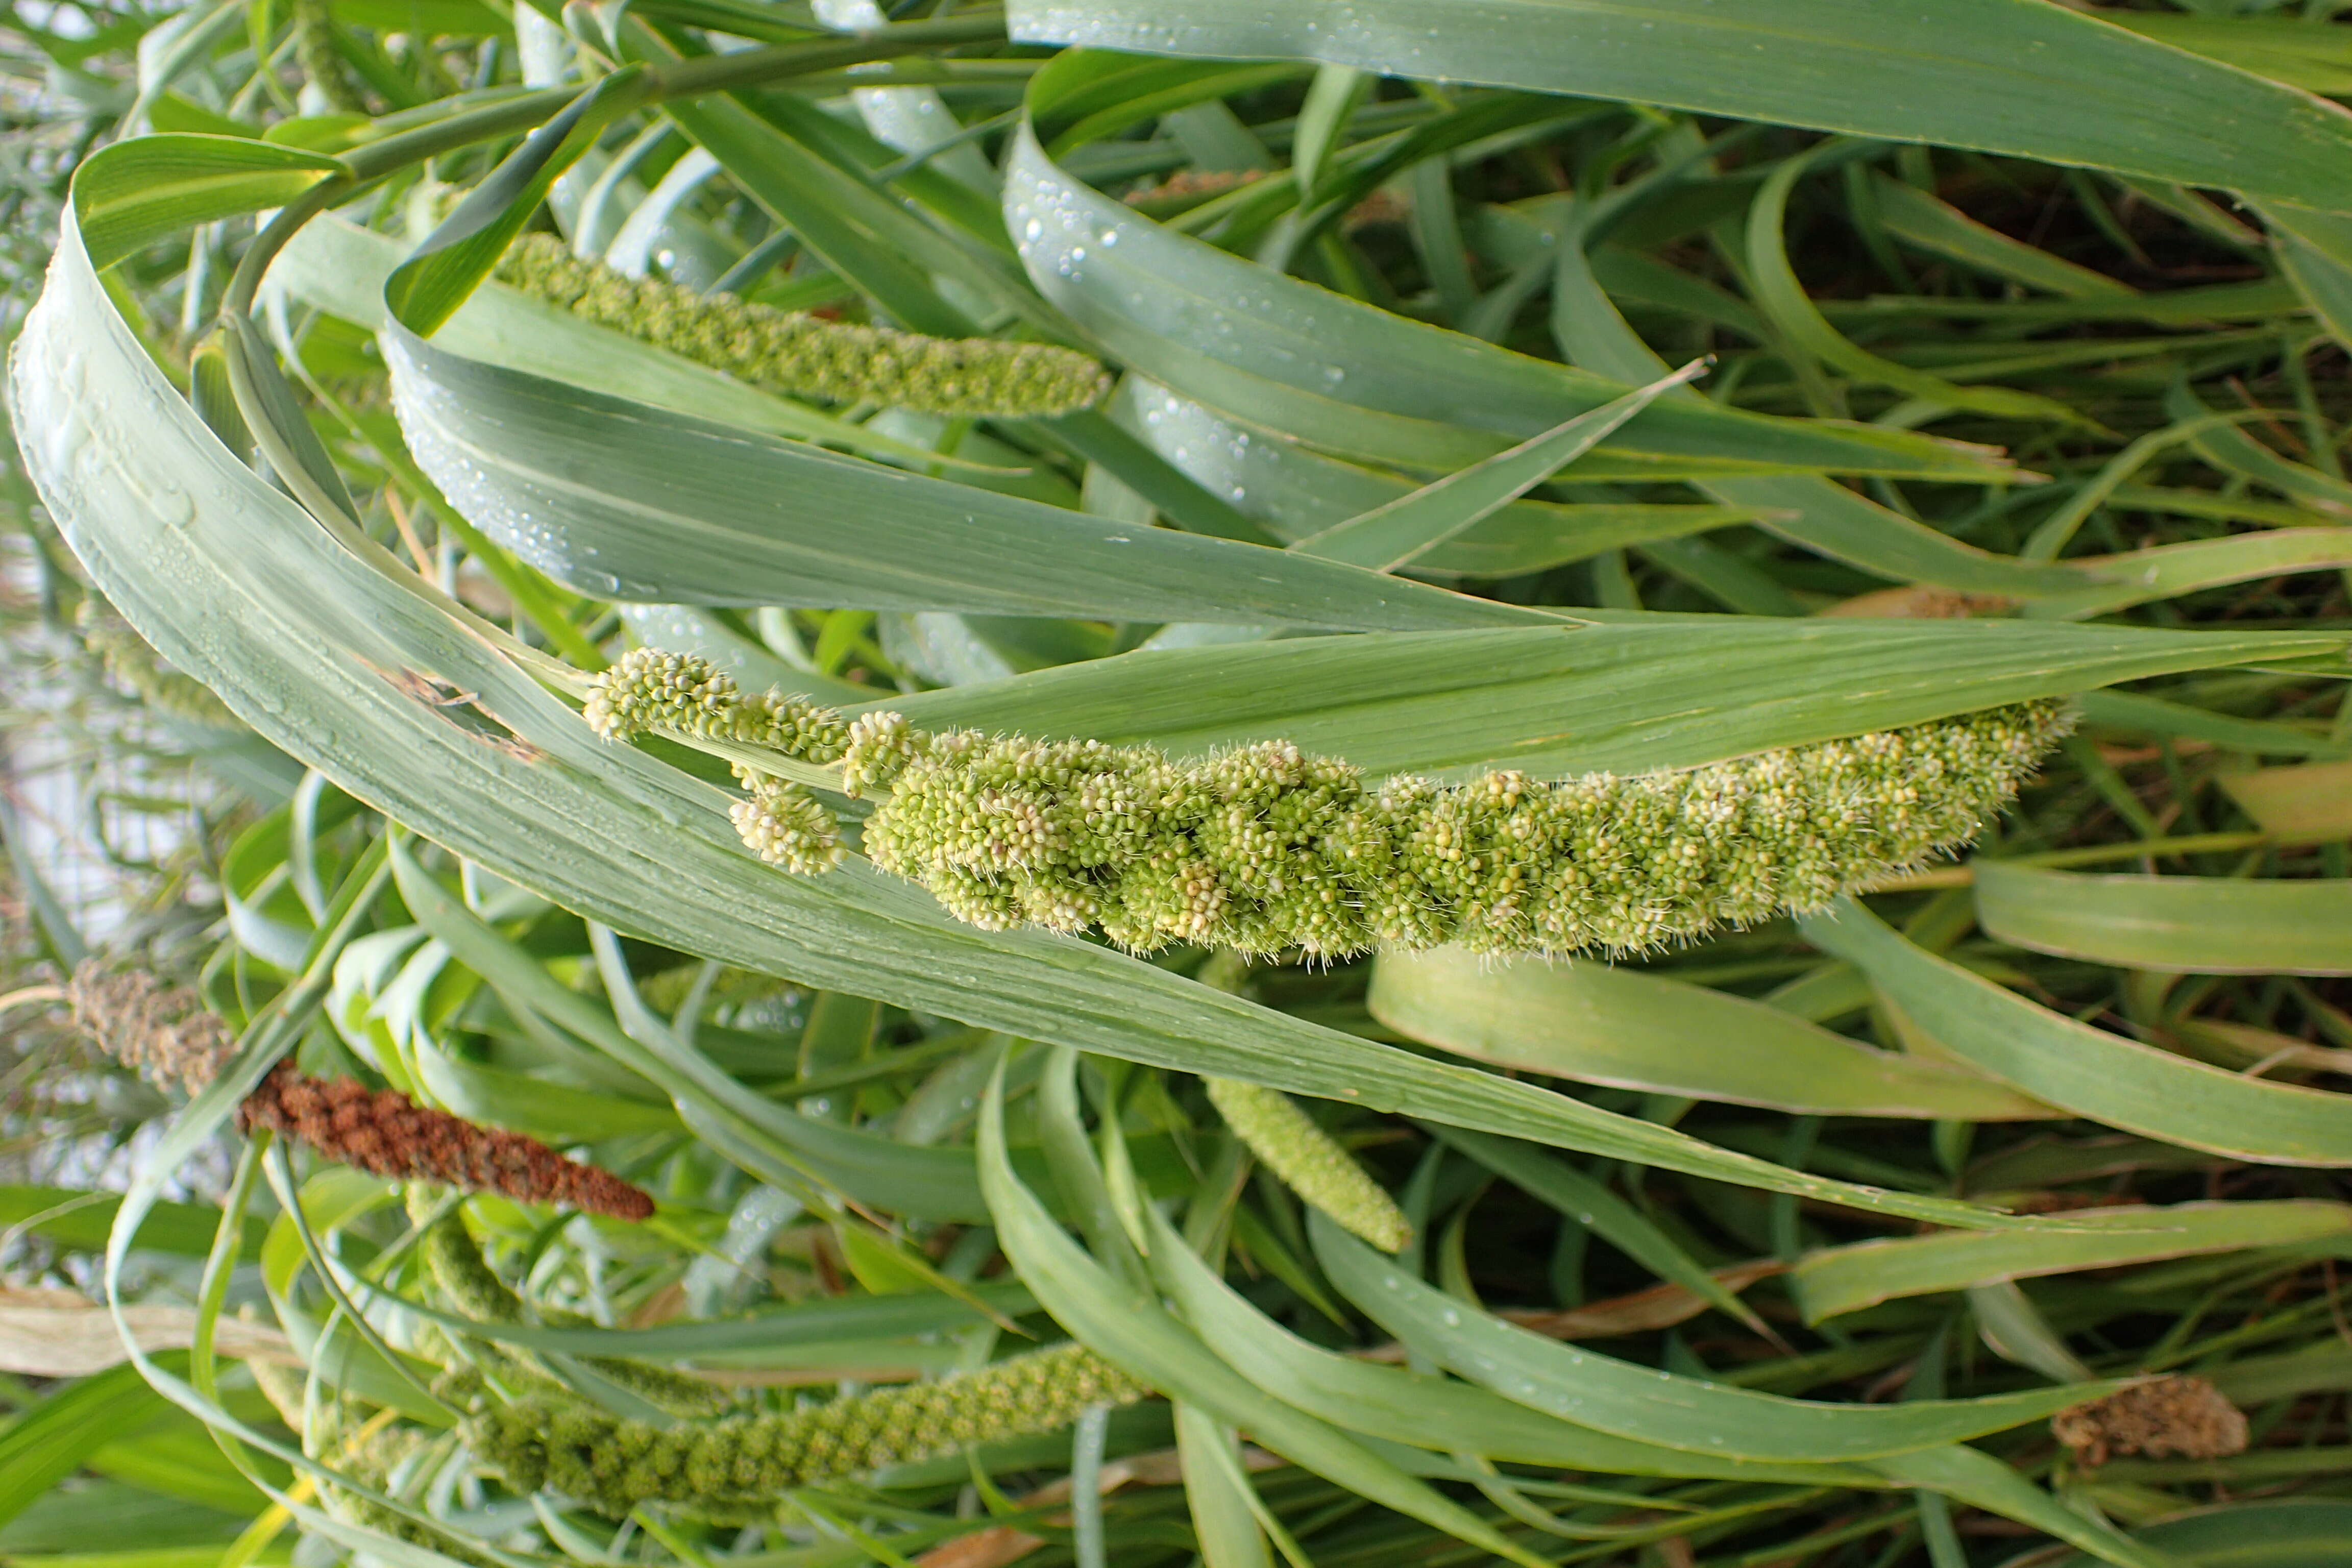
[66,961,235,1094]
[2051,1375,2248,1467]
[236,1061,654,1221]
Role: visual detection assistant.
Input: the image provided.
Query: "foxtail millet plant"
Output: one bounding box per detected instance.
[587,648,2076,961]
[1205,1076,1413,1252]
[496,234,1113,418]
[467,1341,1154,1516]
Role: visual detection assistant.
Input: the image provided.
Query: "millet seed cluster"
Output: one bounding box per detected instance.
[469,1342,1150,1516]
[587,648,2075,961]
[496,234,1111,418]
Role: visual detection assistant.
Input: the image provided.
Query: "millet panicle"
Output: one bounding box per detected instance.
[496,234,1111,418]
[67,961,235,1094]
[290,0,369,114]
[1206,1076,1412,1252]
[239,1061,657,1220]
[77,601,239,729]
[586,648,2075,962]
[468,1341,1151,1516]
[71,967,655,1219]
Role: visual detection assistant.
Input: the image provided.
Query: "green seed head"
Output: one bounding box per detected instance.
[586,651,853,876]
[730,771,844,874]
[290,0,368,114]
[420,1212,524,1326]
[413,1199,729,1417]
[841,708,923,797]
[857,698,2075,961]
[497,234,1112,417]
[1207,1076,1412,1253]
[585,648,849,760]
[468,1341,1151,1516]
[594,648,2073,962]
[584,647,737,742]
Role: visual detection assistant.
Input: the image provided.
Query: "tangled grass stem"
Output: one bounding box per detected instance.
[587,648,2075,961]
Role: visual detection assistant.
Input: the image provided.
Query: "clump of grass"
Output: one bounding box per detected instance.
[15,6,2352,1566]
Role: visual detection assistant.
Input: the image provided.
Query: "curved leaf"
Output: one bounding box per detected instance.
[1147,1204,1881,1485]
[1545,214,2110,597]
[1868,1444,2178,1568]
[2045,1501,2352,1568]
[1004,122,2018,479]
[1370,946,2058,1119]
[385,321,1551,630]
[882,620,2349,781]
[974,1060,1552,1568]
[1289,361,1707,572]
[1312,1213,2118,1463]
[1791,1201,2352,1322]
[1113,377,1774,575]
[1801,898,2352,1167]
[1975,863,2352,976]
[1006,1,2352,210]
[2222,759,2352,845]
[74,134,345,270]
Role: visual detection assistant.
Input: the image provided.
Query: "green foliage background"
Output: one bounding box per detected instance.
[10,1,2352,1564]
